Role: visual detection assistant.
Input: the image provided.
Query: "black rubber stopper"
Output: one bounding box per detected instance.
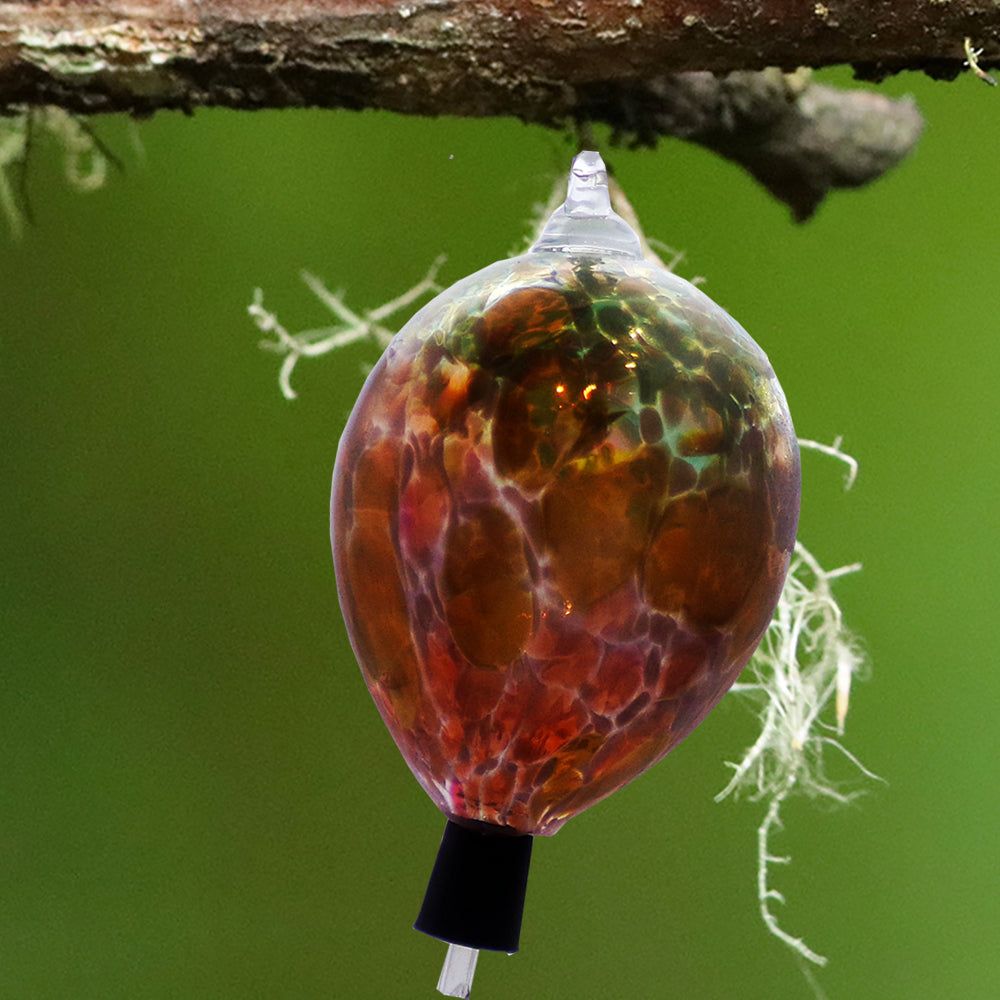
[414,819,533,953]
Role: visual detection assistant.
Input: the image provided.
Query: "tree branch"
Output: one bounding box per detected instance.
[2,1,985,215]
[587,70,924,221]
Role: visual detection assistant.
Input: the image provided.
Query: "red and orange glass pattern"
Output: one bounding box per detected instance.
[332,155,800,839]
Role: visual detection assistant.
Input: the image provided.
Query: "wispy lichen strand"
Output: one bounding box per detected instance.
[249,256,445,400]
[718,442,878,977]
[0,106,110,237]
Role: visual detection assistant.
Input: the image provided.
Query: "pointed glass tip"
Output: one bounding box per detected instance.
[531,150,642,258]
[565,150,613,217]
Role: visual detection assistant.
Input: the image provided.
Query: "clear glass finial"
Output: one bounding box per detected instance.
[530,151,643,258]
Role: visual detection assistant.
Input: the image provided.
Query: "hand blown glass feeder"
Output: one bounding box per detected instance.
[331,152,800,996]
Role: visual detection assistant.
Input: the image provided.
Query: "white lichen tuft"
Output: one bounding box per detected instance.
[0,106,112,238]
[249,256,445,400]
[718,439,879,975]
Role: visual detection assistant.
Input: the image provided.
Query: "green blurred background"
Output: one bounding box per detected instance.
[2,70,998,999]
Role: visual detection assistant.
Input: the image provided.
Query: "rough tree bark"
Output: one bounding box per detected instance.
[1,1,995,216]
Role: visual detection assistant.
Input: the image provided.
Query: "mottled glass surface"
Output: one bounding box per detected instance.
[332,250,799,836]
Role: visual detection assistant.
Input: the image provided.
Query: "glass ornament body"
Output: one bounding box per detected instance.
[332,157,800,839]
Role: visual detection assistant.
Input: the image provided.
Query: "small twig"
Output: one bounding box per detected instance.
[249,255,445,399]
[608,173,705,282]
[964,37,998,86]
[757,777,829,968]
[798,436,858,490]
